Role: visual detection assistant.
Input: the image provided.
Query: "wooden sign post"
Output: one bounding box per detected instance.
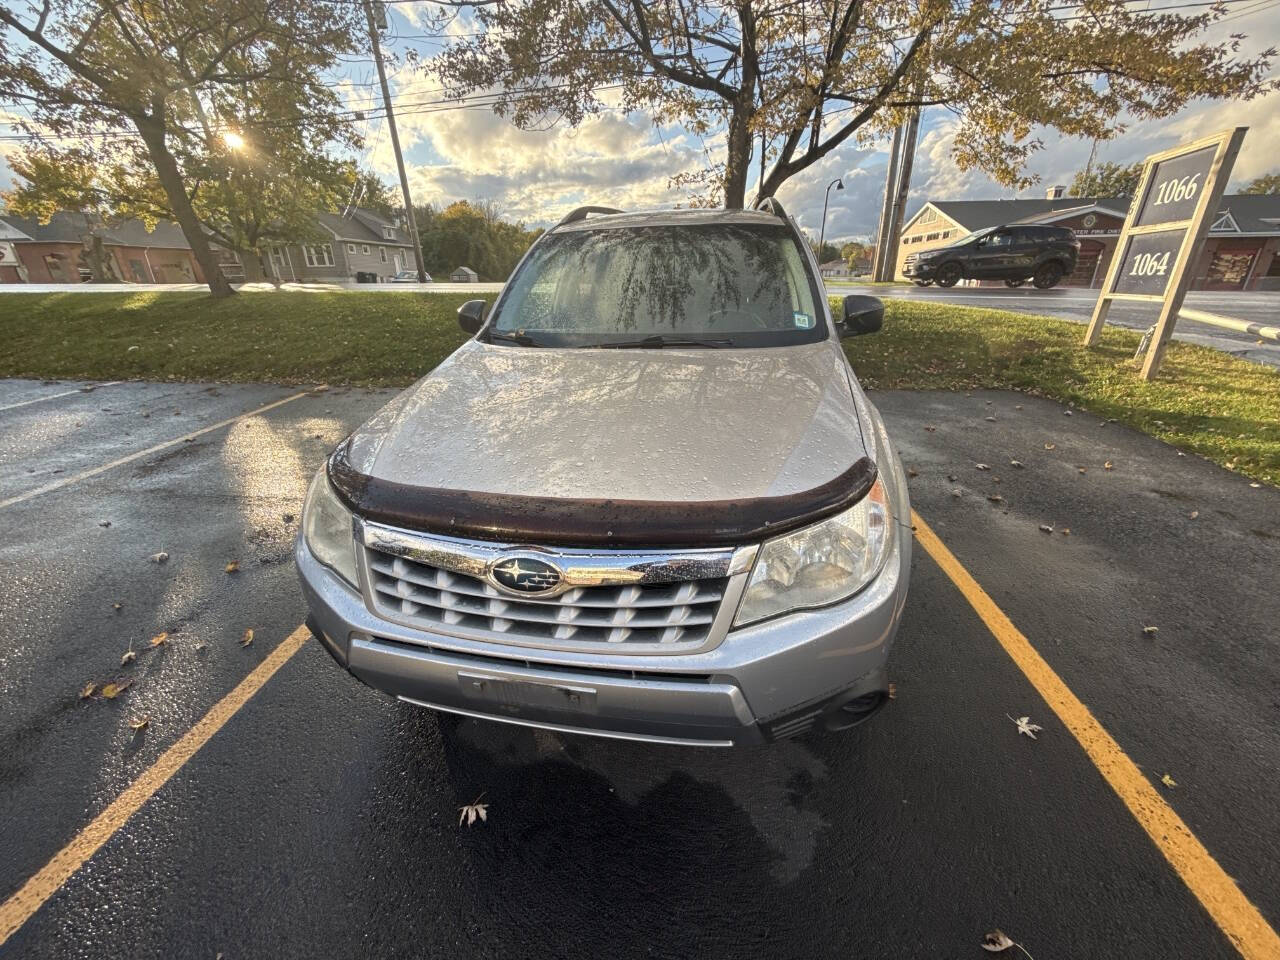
[1083,127,1246,380]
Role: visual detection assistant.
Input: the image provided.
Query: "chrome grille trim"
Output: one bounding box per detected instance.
[356,519,756,655]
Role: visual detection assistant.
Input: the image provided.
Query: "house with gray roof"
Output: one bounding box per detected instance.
[262,208,418,283]
[894,187,1280,291]
[0,211,208,284]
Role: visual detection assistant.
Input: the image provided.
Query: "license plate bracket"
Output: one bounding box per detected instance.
[458,671,598,715]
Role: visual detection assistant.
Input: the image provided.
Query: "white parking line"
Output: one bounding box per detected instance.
[0,382,122,414]
[0,392,307,511]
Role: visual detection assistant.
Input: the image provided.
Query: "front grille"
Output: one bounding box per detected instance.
[366,548,729,649]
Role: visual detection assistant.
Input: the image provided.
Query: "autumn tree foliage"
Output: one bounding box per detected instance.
[1069,160,1143,198]
[433,0,1276,208]
[0,0,364,295]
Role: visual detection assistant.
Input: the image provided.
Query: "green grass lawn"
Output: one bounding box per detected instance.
[1,290,1277,485]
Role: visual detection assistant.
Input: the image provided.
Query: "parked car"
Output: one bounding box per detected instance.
[390,269,431,282]
[903,224,1080,289]
[297,201,912,746]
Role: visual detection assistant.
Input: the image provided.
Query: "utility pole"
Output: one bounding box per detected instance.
[364,0,428,282]
[873,124,903,281]
[881,106,921,285]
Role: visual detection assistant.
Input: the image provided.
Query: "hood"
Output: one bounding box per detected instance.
[329,339,876,547]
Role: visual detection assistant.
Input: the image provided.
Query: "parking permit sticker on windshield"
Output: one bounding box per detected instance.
[793,312,814,329]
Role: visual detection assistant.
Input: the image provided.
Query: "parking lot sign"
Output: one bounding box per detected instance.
[1083,127,1246,379]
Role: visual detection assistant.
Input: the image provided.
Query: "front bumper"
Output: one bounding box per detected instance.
[902,259,936,278]
[296,516,910,747]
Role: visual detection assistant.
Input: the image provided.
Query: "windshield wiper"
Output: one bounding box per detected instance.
[486,329,550,347]
[593,335,734,349]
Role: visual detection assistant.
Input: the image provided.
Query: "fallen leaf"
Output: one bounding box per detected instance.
[1189,510,1199,519]
[1161,773,1177,788]
[149,551,169,564]
[1015,404,1023,410]
[1060,528,1071,535]
[240,628,254,647]
[129,715,150,731]
[888,682,897,700]
[112,602,123,611]
[149,632,169,647]
[195,641,207,652]
[984,416,997,422]
[907,468,919,478]
[120,646,136,666]
[99,520,112,528]
[976,463,990,471]
[1038,524,1054,533]
[1010,460,1023,468]
[1008,714,1043,739]
[987,494,1004,503]
[458,794,489,827]
[951,489,962,497]
[1104,460,1114,470]
[982,930,1016,953]
[225,561,240,573]
[79,682,97,699]
[1251,482,1262,488]
[1078,468,1087,474]
[1044,443,1056,450]
[1063,410,1073,416]
[923,425,936,433]
[101,680,132,699]
[1143,625,1159,636]
[946,474,958,482]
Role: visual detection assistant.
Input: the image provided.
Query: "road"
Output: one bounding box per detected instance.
[826,283,1280,368]
[1,377,1278,959]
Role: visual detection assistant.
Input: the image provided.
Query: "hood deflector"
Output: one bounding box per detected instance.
[327,438,877,549]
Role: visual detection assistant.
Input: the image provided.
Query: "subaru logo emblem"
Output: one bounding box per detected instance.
[489,556,563,596]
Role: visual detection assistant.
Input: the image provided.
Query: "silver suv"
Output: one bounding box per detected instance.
[297,201,912,746]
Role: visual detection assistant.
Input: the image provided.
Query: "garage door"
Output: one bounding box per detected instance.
[1202,242,1260,290]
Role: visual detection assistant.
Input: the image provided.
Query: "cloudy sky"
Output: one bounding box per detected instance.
[2,0,1277,244]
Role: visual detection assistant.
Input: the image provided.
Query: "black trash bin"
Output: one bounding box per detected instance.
[355,271,377,283]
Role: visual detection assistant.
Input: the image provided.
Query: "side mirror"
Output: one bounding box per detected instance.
[457,299,486,335]
[839,295,883,337]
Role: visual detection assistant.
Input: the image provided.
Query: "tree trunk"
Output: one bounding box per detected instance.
[239,249,267,283]
[133,114,235,297]
[83,232,115,282]
[723,104,754,209]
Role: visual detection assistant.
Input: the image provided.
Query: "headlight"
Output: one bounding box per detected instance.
[303,468,359,588]
[733,476,892,627]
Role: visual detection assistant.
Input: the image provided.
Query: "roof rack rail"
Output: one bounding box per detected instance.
[753,196,787,219]
[556,205,624,227]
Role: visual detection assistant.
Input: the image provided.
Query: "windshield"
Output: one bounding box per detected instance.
[489,223,826,347]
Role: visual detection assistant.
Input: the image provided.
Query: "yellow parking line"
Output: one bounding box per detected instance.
[0,392,306,511]
[0,625,310,947]
[911,510,1280,960]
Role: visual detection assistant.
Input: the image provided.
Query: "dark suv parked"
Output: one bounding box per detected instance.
[903,224,1080,289]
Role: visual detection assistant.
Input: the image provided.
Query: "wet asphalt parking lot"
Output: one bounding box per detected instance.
[1,376,1278,959]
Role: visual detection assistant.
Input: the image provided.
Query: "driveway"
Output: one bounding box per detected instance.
[826,283,1280,368]
[1,377,1278,958]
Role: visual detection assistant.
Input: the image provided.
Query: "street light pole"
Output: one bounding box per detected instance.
[364,0,428,282]
[818,177,844,268]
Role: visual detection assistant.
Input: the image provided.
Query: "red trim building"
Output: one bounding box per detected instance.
[894,190,1280,291]
[0,212,208,285]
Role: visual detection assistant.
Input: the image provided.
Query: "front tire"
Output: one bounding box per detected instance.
[935,262,962,288]
[1032,262,1064,289]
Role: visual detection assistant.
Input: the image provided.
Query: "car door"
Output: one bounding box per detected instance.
[969,229,1014,278]
[1007,227,1041,277]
